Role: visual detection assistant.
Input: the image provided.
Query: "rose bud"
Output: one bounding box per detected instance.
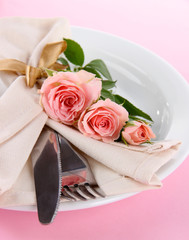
[122,120,156,145]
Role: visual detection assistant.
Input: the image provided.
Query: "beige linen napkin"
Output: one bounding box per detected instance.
[0,17,71,206]
[0,17,181,207]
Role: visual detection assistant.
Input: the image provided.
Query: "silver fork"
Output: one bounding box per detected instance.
[57,132,105,201]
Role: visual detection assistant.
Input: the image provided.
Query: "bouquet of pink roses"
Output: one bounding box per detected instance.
[39,39,155,145]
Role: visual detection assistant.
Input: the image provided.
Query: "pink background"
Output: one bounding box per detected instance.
[0,0,189,239]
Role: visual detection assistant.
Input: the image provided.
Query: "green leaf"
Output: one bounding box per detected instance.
[58,57,69,66]
[63,38,84,66]
[83,66,102,78]
[101,89,115,101]
[141,140,153,145]
[114,94,153,122]
[44,68,56,77]
[102,80,117,90]
[85,59,112,80]
[128,115,151,125]
[73,66,82,72]
[125,121,136,127]
[58,57,70,70]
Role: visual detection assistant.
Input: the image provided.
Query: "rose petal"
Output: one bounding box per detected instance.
[76,70,96,84]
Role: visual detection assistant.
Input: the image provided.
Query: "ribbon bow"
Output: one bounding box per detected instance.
[0,41,67,88]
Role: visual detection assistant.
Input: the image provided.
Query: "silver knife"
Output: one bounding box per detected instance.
[31,128,62,224]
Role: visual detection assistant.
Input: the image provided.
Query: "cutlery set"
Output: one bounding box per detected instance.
[32,127,105,224]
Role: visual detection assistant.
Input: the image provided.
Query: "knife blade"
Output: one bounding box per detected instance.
[31,128,62,224]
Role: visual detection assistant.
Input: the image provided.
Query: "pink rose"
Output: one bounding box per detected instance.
[40,70,102,125]
[78,98,129,142]
[122,121,156,145]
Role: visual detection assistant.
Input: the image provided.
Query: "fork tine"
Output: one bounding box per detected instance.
[73,184,94,199]
[78,184,96,199]
[63,185,87,201]
[61,191,76,202]
[84,183,105,198]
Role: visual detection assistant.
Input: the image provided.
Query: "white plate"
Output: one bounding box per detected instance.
[4,26,189,212]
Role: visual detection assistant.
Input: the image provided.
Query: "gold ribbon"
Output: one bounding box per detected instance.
[0,41,67,88]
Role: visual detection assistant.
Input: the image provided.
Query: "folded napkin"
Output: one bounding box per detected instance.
[0,17,181,207]
[47,120,180,196]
